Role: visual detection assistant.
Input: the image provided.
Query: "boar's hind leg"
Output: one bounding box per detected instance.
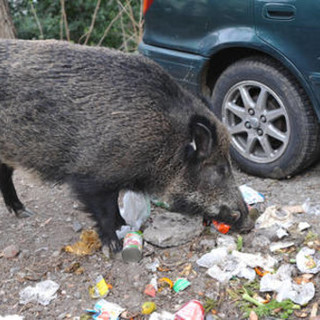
[0,163,35,218]
[71,179,125,252]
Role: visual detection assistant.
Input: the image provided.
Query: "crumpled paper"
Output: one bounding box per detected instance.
[197,246,277,283]
[19,280,60,306]
[260,264,315,305]
[296,247,320,274]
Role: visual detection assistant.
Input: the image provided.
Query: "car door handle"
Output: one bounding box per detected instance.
[263,4,296,20]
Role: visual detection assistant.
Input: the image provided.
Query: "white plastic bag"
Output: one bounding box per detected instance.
[118,191,150,231]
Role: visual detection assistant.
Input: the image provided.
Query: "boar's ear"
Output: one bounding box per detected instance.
[190,121,214,160]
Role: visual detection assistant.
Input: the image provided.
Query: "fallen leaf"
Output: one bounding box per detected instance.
[293,310,308,318]
[180,263,193,276]
[249,310,258,320]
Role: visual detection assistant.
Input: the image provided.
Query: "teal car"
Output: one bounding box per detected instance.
[139,0,320,179]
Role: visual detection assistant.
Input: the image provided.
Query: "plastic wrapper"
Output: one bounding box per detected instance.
[173,278,191,292]
[255,205,295,230]
[239,185,265,205]
[119,191,150,230]
[296,247,320,274]
[19,280,59,306]
[150,311,174,320]
[260,264,315,305]
[174,300,204,320]
[89,276,111,299]
[86,299,124,320]
[141,301,157,315]
[197,247,277,283]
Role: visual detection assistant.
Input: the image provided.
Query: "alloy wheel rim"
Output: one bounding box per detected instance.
[222,81,290,164]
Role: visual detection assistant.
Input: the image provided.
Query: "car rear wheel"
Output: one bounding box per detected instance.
[210,56,320,179]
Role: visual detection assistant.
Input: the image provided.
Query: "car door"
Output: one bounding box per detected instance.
[254,0,320,79]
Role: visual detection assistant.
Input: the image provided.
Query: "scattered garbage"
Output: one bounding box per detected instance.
[122,231,143,263]
[260,264,315,305]
[145,258,160,272]
[158,277,174,290]
[173,278,191,293]
[144,277,158,297]
[149,311,174,320]
[269,241,295,252]
[89,275,111,299]
[196,247,228,269]
[174,300,205,320]
[144,283,157,298]
[19,280,60,306]
[296,247,320,274]
[141,301,157,315]
[239,185,265,205]
[0,316,24,320]
[197,247,277,283]
[86,299,125,319]
[211,220,230,234]
[302,198,320,215]
[255,205,295,230]
[276,228,289,239]
[143,211,204,248]
[63,229,101,256]
[298,222,311,231]
[216,235,237,252]
[119,191,151,230]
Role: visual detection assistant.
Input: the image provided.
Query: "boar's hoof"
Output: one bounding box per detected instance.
[15,208,36,218]
[105,237,123,253]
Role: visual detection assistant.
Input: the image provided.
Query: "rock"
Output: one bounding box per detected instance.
[3,244,20,259]
[298,222,311,232]
[143,210,204,247]
[251,235,271,251]
[72,221,83,233]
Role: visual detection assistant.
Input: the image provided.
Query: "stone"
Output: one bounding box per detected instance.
[3,244,20,259]
[72,221,83,233]
[143,210,204,247]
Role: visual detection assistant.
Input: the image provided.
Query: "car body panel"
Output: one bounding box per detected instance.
[140,0,320,120]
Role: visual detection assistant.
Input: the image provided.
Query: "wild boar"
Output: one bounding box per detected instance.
[0,39,252,251]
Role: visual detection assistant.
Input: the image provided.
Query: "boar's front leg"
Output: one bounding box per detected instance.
[70,176,125,252]
[0,162,36,218]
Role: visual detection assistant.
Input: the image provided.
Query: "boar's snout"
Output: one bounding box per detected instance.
[213,196,254,233]
[229,197,255,233]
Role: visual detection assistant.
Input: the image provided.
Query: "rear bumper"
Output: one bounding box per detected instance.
[138,41,209,93]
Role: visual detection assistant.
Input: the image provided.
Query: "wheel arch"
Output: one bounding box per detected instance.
[202,45,320,122]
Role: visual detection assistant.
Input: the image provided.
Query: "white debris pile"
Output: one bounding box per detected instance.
[19,280,60,306]
[196,236,277,283]
[260,264,315,305]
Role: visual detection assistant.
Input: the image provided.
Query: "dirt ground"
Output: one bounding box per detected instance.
[1,159,320,320]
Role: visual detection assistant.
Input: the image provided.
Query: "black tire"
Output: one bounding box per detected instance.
[210,56,320,179]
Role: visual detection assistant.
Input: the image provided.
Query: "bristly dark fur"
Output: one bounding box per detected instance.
[0,39,251,252]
